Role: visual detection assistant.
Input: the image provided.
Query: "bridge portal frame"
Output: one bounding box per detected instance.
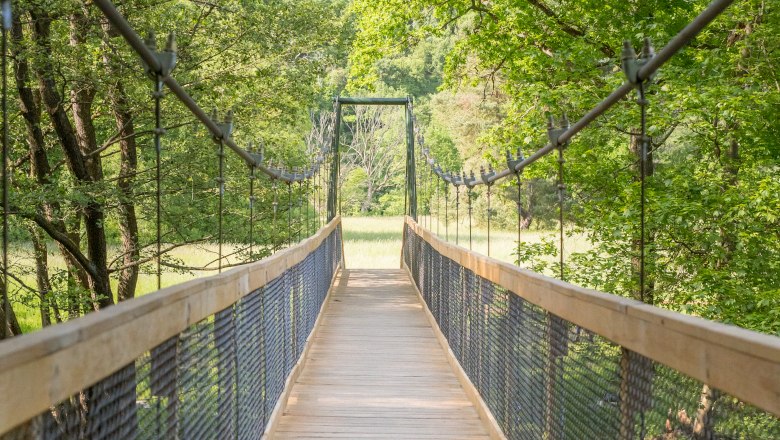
[327,96,417,221]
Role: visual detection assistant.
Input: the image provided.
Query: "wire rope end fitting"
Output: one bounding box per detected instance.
[463,171,477,189]
[247,140,264,168]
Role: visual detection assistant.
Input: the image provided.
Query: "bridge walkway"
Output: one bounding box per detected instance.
[271,269,492,439]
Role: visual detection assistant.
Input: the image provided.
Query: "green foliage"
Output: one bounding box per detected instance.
[347,0,780,338]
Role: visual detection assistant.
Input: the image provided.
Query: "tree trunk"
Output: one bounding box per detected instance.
[30,8,113,309]
[692,385,720,440]
[28,226,53,327]
[362,183,373,213]
[0,282,22,339]
[68,12,111,310]
[11,13,88,320]
[101,25,139,302]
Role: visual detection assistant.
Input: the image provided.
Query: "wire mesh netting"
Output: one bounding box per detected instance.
[404,224,780,440]
[2,227,341,440]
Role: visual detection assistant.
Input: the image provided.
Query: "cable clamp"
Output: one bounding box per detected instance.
[480,164,496,186]
[506,146,525,173]
[547,113,570,150]
[142,31,177,78]
[622,38,656,85]
[246,140,264,167]
[210,109,234,143]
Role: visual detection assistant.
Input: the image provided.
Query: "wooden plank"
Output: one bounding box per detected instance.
[0,217,343,436]
[268,269,493,439]
[404,216,780,417]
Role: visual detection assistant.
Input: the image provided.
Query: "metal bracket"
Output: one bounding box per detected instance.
[480,164,496,186]
[246,141,264,168]
[210,109,234,142]
[463,171,477,189]
[547,114,570,149]
[506,146,525,172]
[622,38,656,85]
[451,173,463,188]
[142,31,177,78]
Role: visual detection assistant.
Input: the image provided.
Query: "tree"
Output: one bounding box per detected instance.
[341,105,406,214]
[2,0,348,336]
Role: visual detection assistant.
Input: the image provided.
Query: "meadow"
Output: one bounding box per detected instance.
[341,215,589,269]
[9,216,589,332]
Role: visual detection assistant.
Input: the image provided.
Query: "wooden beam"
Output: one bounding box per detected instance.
[404,216,780,417]
[0,217,342,435]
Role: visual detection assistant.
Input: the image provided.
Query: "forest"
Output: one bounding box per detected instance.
[0,0,778,344]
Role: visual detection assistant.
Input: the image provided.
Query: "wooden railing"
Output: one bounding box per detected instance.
[404,216,780,418]
[0,217,343,436]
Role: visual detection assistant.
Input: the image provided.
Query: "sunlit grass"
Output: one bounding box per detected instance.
[10,216,590,332]
[8,242,242,332]
[342,216,404,269]
[341,215,590,269]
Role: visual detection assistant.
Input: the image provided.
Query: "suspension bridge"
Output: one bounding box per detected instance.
[0,0,779,438]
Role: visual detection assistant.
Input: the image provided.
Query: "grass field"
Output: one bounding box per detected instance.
[341,215,590,269]
[9,215,589,332]
[9,242,242,332]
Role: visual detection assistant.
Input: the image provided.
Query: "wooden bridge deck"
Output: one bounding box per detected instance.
[271,269,492,439]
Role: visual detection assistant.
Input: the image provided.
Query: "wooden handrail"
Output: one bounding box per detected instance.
[404,216,780,417]
[0,216,342,435]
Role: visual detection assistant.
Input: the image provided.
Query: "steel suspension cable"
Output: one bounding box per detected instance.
[217,143,224,273]
[314,169,320,230]
[305,178,310,237]
[272,179,278,251]
[515,174,523,265]
[486,185,492,257]
[1,0,9,339]
[248,166,255,261]
[287,182,292,247]
[444,184,449,241]
[430,171,435,230]
[455,184,460,245]
[557,145,565,281]
[467,187,473,250]
[638,81,649,303]
[297,180,303,242]
[153,77,163,289]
